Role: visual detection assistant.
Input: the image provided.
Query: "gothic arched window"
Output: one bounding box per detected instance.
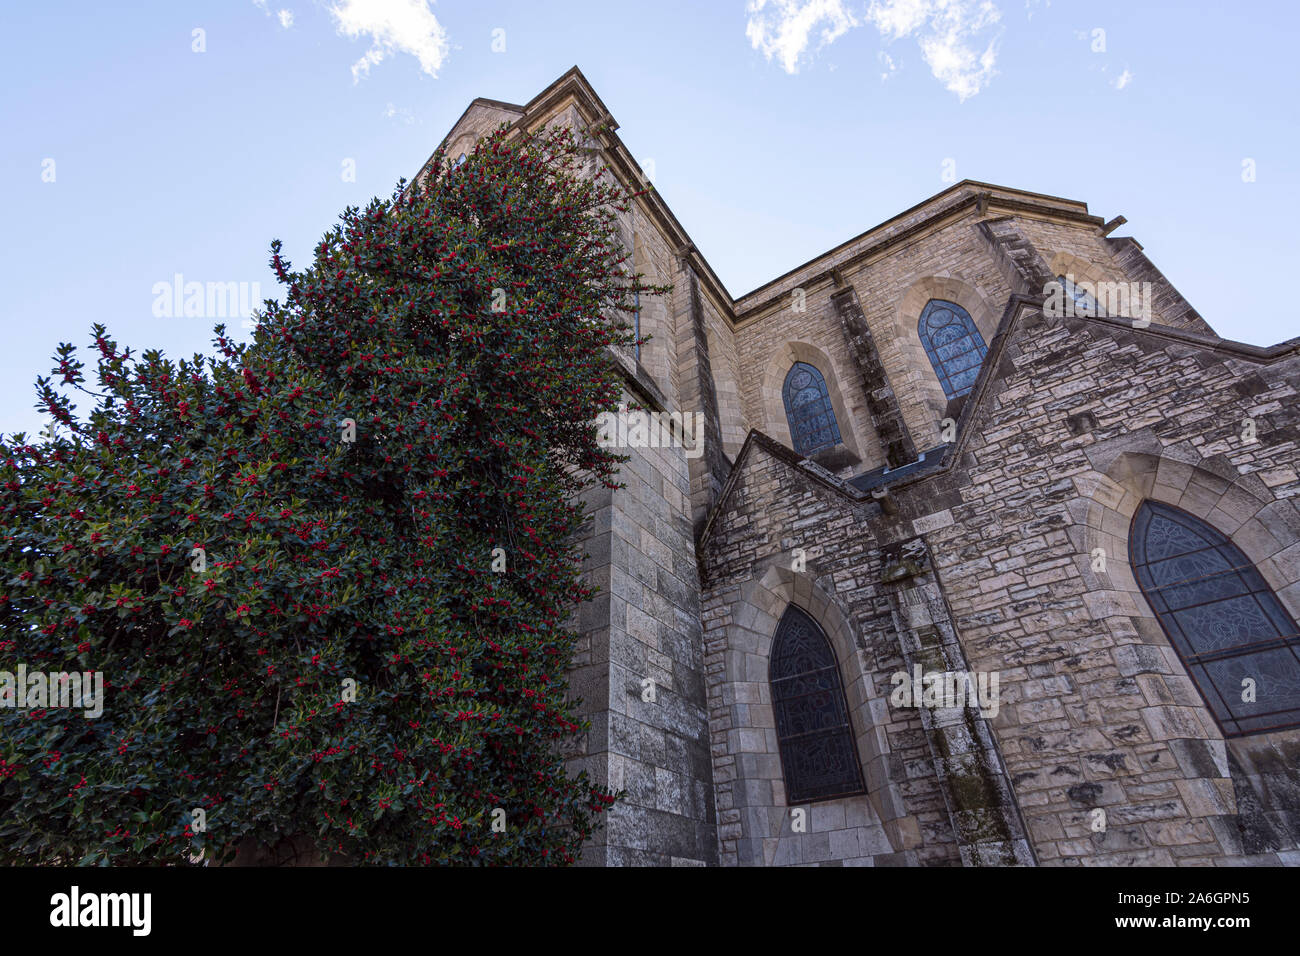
[1130,500,1300,737]
[769,604,865,803]
[1057,275,1102,316]
[782,362,841,457]
[918,299,987,399]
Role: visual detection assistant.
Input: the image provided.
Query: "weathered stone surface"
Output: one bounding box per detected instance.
[434,67,1300,867]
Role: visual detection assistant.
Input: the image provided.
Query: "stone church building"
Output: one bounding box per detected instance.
[424,68,1300,866]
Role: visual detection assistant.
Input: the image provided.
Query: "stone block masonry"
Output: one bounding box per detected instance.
[568,387,717,866]
[438,66,1300,866]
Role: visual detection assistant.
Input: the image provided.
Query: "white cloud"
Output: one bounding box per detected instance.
[329,0,450,82]
[879,50,898,81]
[867,0,1003,101]
[252,1,294,29]
[745,0,858,74]
[867,0,929,37]
[1112,68,1133,91]
[383,102,417,125]
[746,0,1004,100]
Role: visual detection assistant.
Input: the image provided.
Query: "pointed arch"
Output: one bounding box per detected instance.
[1046,250,1113,296]
[782,362,841,457]
[761,342,872,468]
[1130,500,1300,737]
[891,275,997,435]
[701,562,917,864]
[769,603,865,803]
[917,299,987,399]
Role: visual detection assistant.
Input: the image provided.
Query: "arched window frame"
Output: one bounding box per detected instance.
[917,299,988,400]
[1056,274,1106,317]
[1130,500,1300,737]
[782,362,842,457]
[769,604,865,804]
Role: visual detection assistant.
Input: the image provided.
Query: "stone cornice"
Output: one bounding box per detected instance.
[428,69,1295,356]
[731,191,1103,327]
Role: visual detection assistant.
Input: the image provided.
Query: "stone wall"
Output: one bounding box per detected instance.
[727,195,1146,480]
[736,288,884,477]
[435,69,1300,867]
[698,437,973,866]
[889,302,1300,865]
[568,388,718,866]
[1015,216,1215,335]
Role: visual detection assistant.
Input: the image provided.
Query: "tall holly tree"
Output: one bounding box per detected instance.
[0,123,659,865]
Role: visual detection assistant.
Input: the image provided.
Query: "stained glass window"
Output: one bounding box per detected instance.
[1056,275,1104,316]
[1130,500,1300,736]
[770,604,865,803]
[918,299,987,399]
[782,362,841,457]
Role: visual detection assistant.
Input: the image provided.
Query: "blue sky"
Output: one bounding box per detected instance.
[2,1,1296,439]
